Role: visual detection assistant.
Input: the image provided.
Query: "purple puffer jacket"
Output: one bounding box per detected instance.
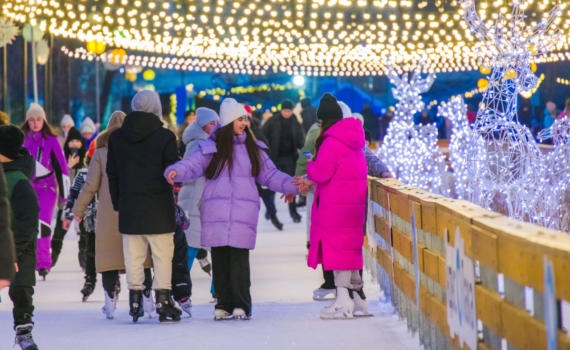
[165,132,299,250]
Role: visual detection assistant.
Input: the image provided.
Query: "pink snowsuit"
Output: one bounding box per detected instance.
[306,118,368,271]
[24,131,69,271]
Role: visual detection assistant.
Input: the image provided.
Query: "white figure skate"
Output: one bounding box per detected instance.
[320,288,355,320]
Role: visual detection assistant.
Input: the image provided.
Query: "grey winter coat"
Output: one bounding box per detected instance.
[178,122,209,248]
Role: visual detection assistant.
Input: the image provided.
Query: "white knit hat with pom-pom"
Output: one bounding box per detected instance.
[26,103,46,120]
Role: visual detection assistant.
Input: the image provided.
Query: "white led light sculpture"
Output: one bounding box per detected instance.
[378,64,445,194]
[460,0,561,220]
[438,96,472,199]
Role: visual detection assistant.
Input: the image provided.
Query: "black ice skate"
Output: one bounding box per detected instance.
[129,290,143,323]
[81,276,96,302]
[289,203,302,223]
[270,214,283,231]
[155,289,182,324]
[38,268,49,281]
[14,324,38,350]
[115,276,121,299]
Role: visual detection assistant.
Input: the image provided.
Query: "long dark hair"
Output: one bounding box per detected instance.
[314,118,342,158]
[21,119,57,137]
[63,127,87,170]
[204,123,262,180]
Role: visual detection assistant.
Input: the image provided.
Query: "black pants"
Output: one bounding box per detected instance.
[101,269,152,298]
[51,209,66,265]
[172,227,191,302]
[211,246,251,316]
[79,224,96,281]
[260,190,276,216]
[321,268,363,289]
[275,158,298,217]
[9,286,34,327]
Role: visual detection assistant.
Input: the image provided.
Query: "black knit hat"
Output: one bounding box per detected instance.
[64,127,87,169]
[281,99,294,110]
[0,125,25,160]
[317,93,343,121]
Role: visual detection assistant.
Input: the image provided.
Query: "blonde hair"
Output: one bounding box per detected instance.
[0,111,9,126]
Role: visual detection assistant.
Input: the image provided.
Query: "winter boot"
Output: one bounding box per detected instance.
[320,287,355,320]
[313,287,337,301]
[178,297,192,317]
[38,268,49,281]
[155,289,182,323]
[102,291,117,320]
[129,290,143,323]
[289,202,302,223]
[269,214,283,231]
[81,276,96,302]
[352,289,372,317]
[14,324,38,350]
[233,308,251,320]
[213,309,233,321]
[142,288,155,318]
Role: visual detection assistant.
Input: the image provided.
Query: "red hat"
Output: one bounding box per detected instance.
[88,138,96,158]
[244,105,252,115]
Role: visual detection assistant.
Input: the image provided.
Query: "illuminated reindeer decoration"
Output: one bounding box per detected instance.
[378,63,445,194]
[460,0,561,219]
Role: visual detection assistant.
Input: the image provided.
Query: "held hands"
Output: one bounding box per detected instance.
[380,171,394,179]
[281,194,295,203]
[293,176,315,195]
[68,154,80,169]
[166,170,178,185]
[62,219,72,231]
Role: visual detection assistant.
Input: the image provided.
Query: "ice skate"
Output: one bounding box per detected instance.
[81,277,96,302]
[289,203,302,223]
[178,297,192,317]
[102,291,117,320]
[269,214,283,231]
[38,268,49,281]
[352,290,373,317]
[155,289,182,324]
[115,277,121,299]
[198,257,212,276]
[14,324,38,350]
[142,289,155,318]
[213,309,234,321]
[313,288,337,301]
[320,288,355,320]
[233,308,251,320]
[129,290,142,323]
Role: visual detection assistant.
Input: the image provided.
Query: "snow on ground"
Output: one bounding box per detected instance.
[0,200,421,350]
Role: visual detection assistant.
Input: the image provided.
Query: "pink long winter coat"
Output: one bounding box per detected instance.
[306,118,368,271]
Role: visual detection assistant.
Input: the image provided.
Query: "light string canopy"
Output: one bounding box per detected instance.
[3,0,569,75]
[377,62,445,195]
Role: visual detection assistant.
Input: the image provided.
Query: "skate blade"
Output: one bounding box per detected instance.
[320,313,356,320]
[106,315,115,320]
[159,319,181,324]
[313,296,336,301]
[354,313,374,318]
[214,316,235,321]
[82,295,89,302]
[235,315,251,321]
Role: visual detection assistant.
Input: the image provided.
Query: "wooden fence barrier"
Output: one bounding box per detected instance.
[364,177,570,350]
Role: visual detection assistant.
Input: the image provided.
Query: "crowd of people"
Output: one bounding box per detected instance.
[0,91,394,350]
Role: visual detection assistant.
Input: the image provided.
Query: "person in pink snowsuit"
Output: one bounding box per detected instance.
[305,93,368,319]
[22,103,70,279]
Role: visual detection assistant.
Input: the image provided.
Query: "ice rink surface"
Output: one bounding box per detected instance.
[0,201,421,350]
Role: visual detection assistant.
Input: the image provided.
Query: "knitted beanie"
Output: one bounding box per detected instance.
[26,103,46,120]
[281,99,294,111]
[195,107,220,128]
[61,114,75,127]
[0,125,25,160]
[80,117,96,134]
[338,101,352,118]
[317,93,343,121]
[132,90,162,117]
[219,98,247,127]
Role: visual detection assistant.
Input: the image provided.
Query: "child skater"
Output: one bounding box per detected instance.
[300,93,369,319]
[165,98,300,320]
[0,125,40,349]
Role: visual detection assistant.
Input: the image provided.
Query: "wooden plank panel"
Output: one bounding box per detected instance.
[423,249,439,282]
[375,214,390,244]
[412,200,422,230]
[552,253,570,302]
[393,261,404,290]
[418,244,426,273]
[438,255,446,286]
[383,249,393,279]
[471,226,499,271]
[475,285,502,336]
[458,219,473,258]
[388,192,398,217]
[393,227,413,263]
[421,205,437,235]
[525,315,547,350]
[500,301,528,349]
[402,269,416,303]
[558,331,570,350]
[478,342,493,350]
[498,235,543,292]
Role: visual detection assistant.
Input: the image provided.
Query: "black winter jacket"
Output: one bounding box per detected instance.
[301,105,318,134]
[3,148,39,286]
[0,163,15,282]
[106,111,180,235]
[262,112,305,162]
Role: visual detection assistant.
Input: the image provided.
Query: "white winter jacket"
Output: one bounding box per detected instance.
[178,122,209,248]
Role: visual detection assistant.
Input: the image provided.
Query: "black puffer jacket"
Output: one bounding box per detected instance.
[0,163,15,282]
[106,111,180,235]
[3,148,39,286]
[262,112,305,162]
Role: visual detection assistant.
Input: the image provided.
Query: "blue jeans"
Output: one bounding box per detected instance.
[188,247,216,295]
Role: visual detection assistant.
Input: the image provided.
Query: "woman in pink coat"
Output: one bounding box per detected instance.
[304,93,368,319]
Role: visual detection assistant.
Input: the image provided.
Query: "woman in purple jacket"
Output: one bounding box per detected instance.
[166,98,299,320]
[22,103,70,279]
